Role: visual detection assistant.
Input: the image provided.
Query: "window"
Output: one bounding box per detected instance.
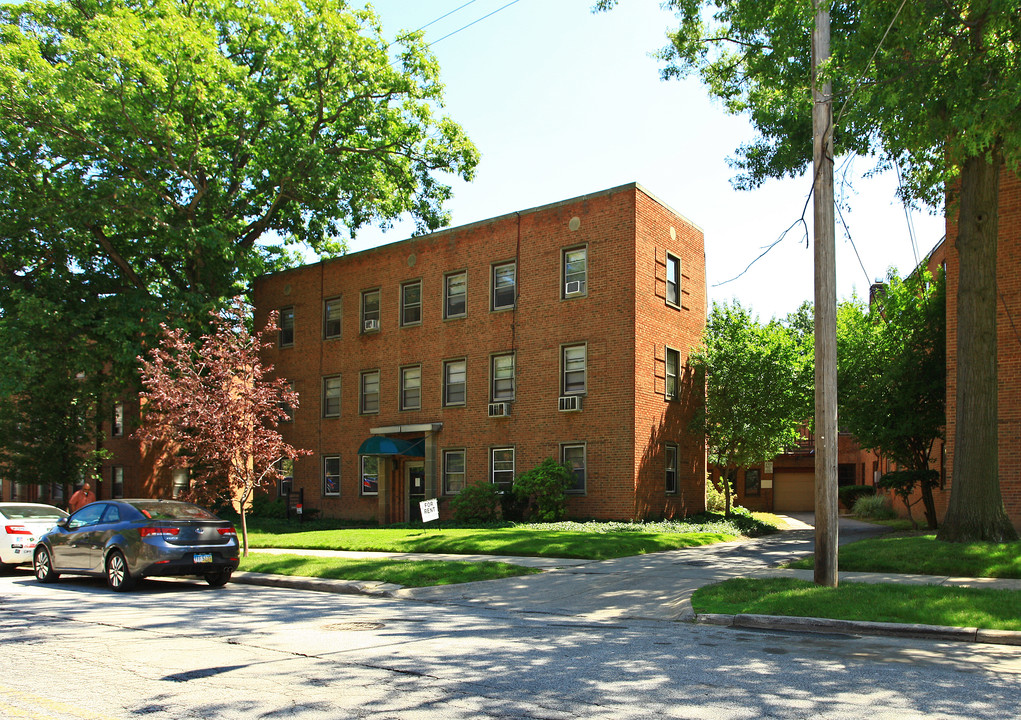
[745,469,761,497]
[112,402,124,437]
[322,375,341,417]
[491,447,514,491]
[491,261,516,310]
[444,271,467,319]
[491,353,515,401]
[401,365,422,411]
[360,370,380,414]
[323,455,340,496]
[562,344,586,395]
[361,456,379,496]
[277,459,294,497]
[279,306,295,346]
[324,297,342,339]
[665,253,681,308]
[563,246,587,297]
[443,449,466,494]
[665,444,678,494]
[401,280,422,326]
[361,289,380,332]
[561,444,586,494]
[443,358,467,406]
[665,347,680,401]
[111,466,124,499]
[172,468,190,499]
[280,381,294,422]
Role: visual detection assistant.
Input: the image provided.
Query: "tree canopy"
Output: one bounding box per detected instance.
[837,268,945,528]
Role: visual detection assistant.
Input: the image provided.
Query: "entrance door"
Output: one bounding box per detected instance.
[406,461,426,522]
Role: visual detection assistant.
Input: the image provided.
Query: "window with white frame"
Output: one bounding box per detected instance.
[665,347,680,401]
[400,365,422,410]
[443,449,465,495]
[401,280,422,326]
[491,447,515,491]
[563,246,587,297]
[665,253,681,308]
[322,375,341,418]
[361,289,380,332]
[360,370,380,414]
[324,297,342,339]
[111,466,124,498]
[323,455,341,496]
[561,443,586,494]
[361,456,379,496]
[665,444,678,494]
[443,358,467,406]
[491,261,516,311]
[562,344,586,395]
[444,271,467,319]
[172,468,190,499]
[112,402,124,437]
[491,353,515,401]
[279,306,295,346]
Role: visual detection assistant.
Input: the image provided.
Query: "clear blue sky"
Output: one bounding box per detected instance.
[350,0,945,321]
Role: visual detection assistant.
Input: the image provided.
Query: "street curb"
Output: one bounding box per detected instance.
[695,613,1021,646]
[231,571,399,597]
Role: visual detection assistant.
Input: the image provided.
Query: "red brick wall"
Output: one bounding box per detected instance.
[253,184,707,521]
[945,169,1021,528]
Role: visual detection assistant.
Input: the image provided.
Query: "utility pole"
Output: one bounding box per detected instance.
[812,0,838,587]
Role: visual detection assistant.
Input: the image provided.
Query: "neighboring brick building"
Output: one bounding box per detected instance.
[251,183,708,523]
[945,168,1021,528]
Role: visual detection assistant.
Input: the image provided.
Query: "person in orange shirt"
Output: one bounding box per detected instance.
[68,482,96,512]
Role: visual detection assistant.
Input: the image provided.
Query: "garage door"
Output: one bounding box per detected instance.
[773,472,815,512]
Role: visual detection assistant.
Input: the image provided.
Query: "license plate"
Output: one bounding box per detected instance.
[194,553,213,563]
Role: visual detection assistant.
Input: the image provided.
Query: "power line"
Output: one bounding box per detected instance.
[389,0,481,48]
[429,0,524,47]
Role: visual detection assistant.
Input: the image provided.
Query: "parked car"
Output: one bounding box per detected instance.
[33,499,239,591]
[1,502,68,570]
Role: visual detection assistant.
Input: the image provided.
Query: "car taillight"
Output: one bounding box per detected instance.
[5,525,31,535]
[138,527,180,538]
[218,528,237,537]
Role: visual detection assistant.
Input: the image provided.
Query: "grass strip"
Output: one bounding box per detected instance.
[239,553,541,587]
[244,527,738,560]
[787,534,1021,578]
[692,577,1021,631]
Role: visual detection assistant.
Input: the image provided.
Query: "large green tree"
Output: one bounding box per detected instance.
[597,0,1019,541]
[837,269,945,529]
[0,0,478,487]
[690,301,813,516]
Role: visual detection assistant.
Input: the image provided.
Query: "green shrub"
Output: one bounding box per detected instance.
[512,458,573,522]
[705,473,730,513]
[838,484,876,510]
[852,493,898,520]
[449,482,502,523]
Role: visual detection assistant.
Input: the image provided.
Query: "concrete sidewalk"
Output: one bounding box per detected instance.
[232,515,1021,645]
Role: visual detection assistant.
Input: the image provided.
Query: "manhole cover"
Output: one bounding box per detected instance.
[684,560,712,567]
[321,621,385,632]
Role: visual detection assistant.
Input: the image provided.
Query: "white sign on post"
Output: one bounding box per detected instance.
[419,498,440,523]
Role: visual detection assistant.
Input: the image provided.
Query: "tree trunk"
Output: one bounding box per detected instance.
[938,152,1018,543]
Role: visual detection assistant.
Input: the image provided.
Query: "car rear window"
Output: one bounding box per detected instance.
[0,505,68,520]
[130,501,219,521]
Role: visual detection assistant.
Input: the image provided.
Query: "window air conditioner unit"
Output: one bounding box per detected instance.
[558,395,582,412]
[488,402,511,418]
[565,280,583,295]
[363,319,379,331]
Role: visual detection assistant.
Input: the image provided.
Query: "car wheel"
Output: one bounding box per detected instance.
[34,547,59,583]
[204,568,233,587]
[106,550,135,591]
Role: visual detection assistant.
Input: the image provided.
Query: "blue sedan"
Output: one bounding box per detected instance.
[33,499,240,591]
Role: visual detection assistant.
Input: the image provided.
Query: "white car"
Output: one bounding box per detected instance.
[1,503,68,569]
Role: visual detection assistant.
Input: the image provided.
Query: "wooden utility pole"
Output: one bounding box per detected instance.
[812,0,838,587]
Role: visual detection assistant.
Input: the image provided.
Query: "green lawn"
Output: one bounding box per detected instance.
[241,514,781,561]
[692,577,1021,631]
[239,553,540,587]
[787,534,1021,578]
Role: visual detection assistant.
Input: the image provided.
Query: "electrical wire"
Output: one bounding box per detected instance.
[389,0,481,47]
[429,0,523,47]
[895,161,920,265]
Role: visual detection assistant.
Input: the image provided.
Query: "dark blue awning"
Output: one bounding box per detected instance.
[357,436,425,457]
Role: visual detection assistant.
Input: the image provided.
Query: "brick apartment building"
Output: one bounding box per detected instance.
[251,183,708,523]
